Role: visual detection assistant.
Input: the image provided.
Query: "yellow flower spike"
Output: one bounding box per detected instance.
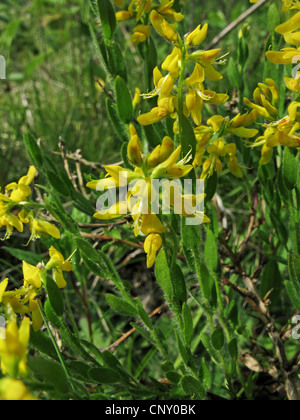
[0,278,8,303]
[144,233,163,268]
[23,261,42,289]
[0,378,37,401]
[185,24,208,47]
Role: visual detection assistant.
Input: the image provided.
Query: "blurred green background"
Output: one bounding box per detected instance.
[0,0,282,186]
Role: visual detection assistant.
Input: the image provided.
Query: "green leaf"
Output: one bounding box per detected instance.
[3,247,42,266]
[89,367,120,384]
[182,303,193,345]
[44,275,64,317]
[288,253,300,295]
[106,98,129,143]
[227,57,240,90]
[97,0,116,40]
[211,327,224,351]
[205,227,218,271]
[23,132,43,167]
[105,293,137,317]
[181,115,197,158]
[199,359,211,390]
[155,249,174,302]
[285,281,300,311]
[44,300,96,365]
[115,76,133,124]
[29,330,59,361]
[181,375,206,400]
[175,330,189,366]
[106,41,128,81]
[205,171,218,202]
[45,194,79,235]
[228,338,238,361]
[268,3,281,32]
[166,371,181,384]
[171,264,187,307]
[46,170,70,197]
[181,220,201,251]
[28,357,70,395]
[282,147,298,190]
[161,360,174,372]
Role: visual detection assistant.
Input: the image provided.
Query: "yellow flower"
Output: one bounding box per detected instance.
[46,246,73,289]
[249,101,300,165]
[185,24,208,47]
[144,233,163,268]
[281,0,300,11]
[5,166,36,203]
[0,278,8,303]
[0,378,36,401]
[0,317,30,376]
[147,136,174,167]
[0,213,23,240]
[127,124,144,166]
[131,24,151,45]
[151,10,178,43]
[22,261,42,289]
[244,79,279,121]
[87,138,204,267]
[19,210,60,240]
[185,64,228,126]
[266,47,300,64]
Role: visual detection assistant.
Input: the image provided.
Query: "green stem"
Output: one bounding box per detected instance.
[38,301,75,393]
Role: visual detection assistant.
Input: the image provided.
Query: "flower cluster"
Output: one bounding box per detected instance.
[265,0,300,92]
[114,0,184,46]
[87,126,209,268]
[243,1,300,165]
[0,246,73,399]
[245,82,300,164]
[137,22,228,127]
[193,110,259,178]
[0,247,72,332]
[0,167,60,241]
